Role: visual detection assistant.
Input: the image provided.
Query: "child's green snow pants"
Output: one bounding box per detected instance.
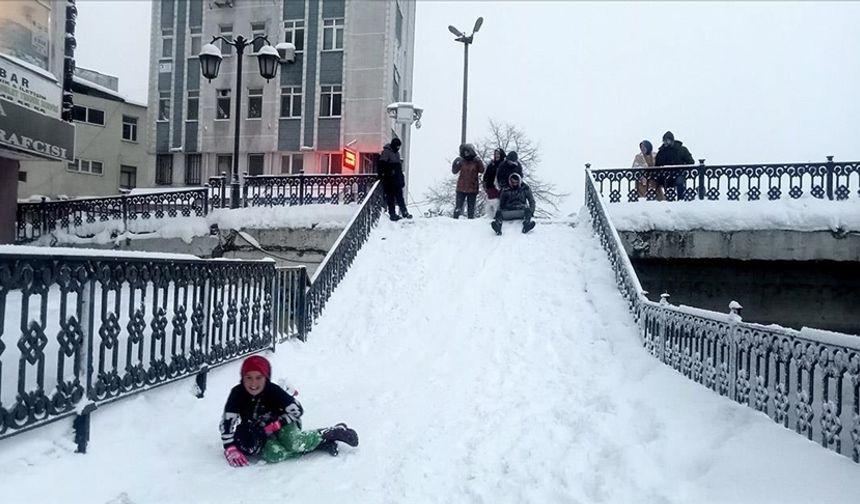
[261,422,323,463]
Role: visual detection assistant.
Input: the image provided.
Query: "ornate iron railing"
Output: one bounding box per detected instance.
[590,157,860,203]
[585,168,860,463]
[306,181,386,336]
[0,249,304,451]
[17,188,210,243]
[273,266,309,343]
[241,173,377,208]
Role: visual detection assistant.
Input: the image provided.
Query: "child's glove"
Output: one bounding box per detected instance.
[263,420,282,435]
[224,445,248,467]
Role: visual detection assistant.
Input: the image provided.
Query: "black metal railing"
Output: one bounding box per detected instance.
[17,188,210,243]
[0,250,307,450]
[590,157,860,203]
[585,168,860,463]
[241,173,377,208]
[305,181,385,336]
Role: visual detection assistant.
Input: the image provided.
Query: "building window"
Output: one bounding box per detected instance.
[280,153,304,174]
[322,18,344,51]
[122,116,138,142]
[162,27,173,37]
[247,88,263,119]
[72,105,105,126]
[162,37,173,58]
[219,24,233,55]
[320,153,343,174]
[251,22,266,53]
[158,91,170,121]
[396,2,403,45]
[361,153,380,175]
[284,19,305,52]
[320,85,342,117]
[68,159,104,175]
[187,90,199,121]
[216,89,231,120]
[156,155,173,185]
[18,171,27,182]
[248,154,265,176]
[185,154,202,185]
[120,165,137,189]
[190,25,202,56]
[279,86,302,118]
[216,154,232,176]
[393,66,400,104]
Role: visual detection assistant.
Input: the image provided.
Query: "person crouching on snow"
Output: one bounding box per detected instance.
[220,355,359,466]
[491,173,536,235]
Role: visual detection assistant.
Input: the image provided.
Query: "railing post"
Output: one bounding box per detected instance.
[74,279,95,453]
[39,196,49,237]
[220,171,227,207]
[73,402,98,453]
[698,159,706,200]
[195,364,209,399]
[242,172,249,208]
[121,192,129,235]
[299,170,305,206]
[727,301,743,402]
[826,155,834,200]
[203,186,210,215]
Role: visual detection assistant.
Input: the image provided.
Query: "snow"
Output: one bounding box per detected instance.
[608,197,860,232]
[0,53,59,82]
[0,244,201,261]
[2,216,859,503]
[209,205,358,231]
[72,75,146,108]
[799,327,860,350]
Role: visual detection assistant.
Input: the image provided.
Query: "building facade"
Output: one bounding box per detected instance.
[147,0,416,187]
[18,68,153,199]
[0,0,77,242]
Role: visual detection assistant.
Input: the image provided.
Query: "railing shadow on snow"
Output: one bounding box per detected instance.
[584,167,860,463]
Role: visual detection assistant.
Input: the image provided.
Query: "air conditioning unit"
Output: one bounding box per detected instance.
[212,0,233,7]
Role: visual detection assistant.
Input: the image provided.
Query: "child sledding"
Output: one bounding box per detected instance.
[220,355,359,466]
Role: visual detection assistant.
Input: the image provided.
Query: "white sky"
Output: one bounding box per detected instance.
[74,0,860,214]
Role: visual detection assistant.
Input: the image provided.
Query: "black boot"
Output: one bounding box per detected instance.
[320,424,359,447]
[401,211,413,219]
[491,221,502,235]
[316,440,339,457]
[522,220,536,234]
[390,213,401,222]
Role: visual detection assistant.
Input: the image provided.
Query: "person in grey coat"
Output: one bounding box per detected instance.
[491,173,536,235]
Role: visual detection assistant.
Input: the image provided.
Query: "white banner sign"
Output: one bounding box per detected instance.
[0,54,61,118]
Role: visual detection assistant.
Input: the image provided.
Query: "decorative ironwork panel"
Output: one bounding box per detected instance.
[242,174,377,208]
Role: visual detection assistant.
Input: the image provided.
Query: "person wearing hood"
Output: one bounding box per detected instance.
[377,137,412,221]
[451,143,485,219]
[496,151,523,191]
[483,148,505,218]
[632,140,663,200]
[491,173,536,235]
[654,131,694,201]
[220,355,359,466]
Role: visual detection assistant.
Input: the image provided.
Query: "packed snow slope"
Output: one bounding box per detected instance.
[2,216,859,504]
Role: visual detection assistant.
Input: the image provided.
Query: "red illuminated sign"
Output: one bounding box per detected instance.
[342,148,357,172]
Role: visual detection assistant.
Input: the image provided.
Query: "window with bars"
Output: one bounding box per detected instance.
[280,153,304,174]
[322,18,344,51]
[185,154,202,185]
[187,90,199,121]
[156,154,173,185]
[122,116,138,141]
[280,86,302,118]
[216,89,231,120]
[284,19,305,52]
[320,85,342,118]
[247,88,263,119]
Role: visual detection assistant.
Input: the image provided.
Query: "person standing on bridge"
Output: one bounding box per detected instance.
[491,173,536,235]
[451,143,485,219]
[654,131,695,201]
[377,137,413,221]
[632,140,663,200]
[220,355,359,466]
[483,148,505,218]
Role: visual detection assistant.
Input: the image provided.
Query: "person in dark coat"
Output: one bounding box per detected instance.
[491,173,536,235]
[220,355,359,466]
[654,131,694,201]
[483,148,505,217]
[496,150,523,191]
[451,143,485,219]
[377,137,412,221]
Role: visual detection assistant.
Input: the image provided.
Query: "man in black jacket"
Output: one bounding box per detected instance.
[496,151,523,191]
[491,173,536,235]
[654,131,695,201]
[377,137,412,221]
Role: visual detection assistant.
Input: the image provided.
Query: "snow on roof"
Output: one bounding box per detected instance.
[0,53,59,82]
[73,75,147,108]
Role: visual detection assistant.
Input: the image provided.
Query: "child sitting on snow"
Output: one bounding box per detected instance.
[220,355,359,466]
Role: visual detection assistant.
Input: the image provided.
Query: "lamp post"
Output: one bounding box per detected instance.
[448,17,483,145]
[198,36,295,208]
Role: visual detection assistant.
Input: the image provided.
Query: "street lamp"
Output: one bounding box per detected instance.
[448,17,483,145]
[198,36,293,208]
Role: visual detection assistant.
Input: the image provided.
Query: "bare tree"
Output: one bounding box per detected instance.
[422,119,565,218]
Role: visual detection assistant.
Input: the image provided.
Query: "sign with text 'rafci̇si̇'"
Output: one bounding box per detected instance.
[0,98,74,161]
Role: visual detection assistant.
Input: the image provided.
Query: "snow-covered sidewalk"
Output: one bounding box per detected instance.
[1,217,858,503]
